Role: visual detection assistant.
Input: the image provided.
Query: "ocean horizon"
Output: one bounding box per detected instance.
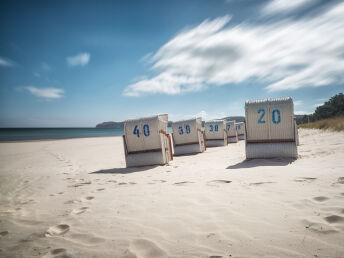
[0,128,124,142]
[0,127,175,142]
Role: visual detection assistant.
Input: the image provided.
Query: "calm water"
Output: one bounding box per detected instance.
[0,128,125,142]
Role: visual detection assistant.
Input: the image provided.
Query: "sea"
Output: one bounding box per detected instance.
[0,128,125,142]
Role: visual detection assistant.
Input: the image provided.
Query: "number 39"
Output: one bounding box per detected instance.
[257,109,281,124]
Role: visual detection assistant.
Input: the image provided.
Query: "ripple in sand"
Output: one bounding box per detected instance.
[313,196,329,202]
[249,181,275,186]
[45,224,70,237]
[71,207,88,215]
[209,180,231,184]
[324,215,344,224]
[294,177,317,182]
[173,181,194,186]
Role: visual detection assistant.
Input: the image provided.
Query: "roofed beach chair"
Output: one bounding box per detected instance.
[236,122,245,140]
[171,117,206,156]
[245,97,298,159]
[123,114,173,167]
[226,120,238,143]
[204,120,227,147]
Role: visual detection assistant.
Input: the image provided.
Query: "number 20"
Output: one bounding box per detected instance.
[257,109,281,124]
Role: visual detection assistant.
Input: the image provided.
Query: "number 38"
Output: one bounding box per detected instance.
[257,109,281,124]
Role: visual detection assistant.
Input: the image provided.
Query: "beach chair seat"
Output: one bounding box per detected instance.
[226,120,238,143]
[123,114,173,167]
[245,97,298,159]
[171,117,206,156]
[204,120,227,147]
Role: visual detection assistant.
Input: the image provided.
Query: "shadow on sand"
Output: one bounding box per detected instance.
[89,165,157,175]
[227,158,296,169]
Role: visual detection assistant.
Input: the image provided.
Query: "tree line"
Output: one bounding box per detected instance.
[296,93,344,124]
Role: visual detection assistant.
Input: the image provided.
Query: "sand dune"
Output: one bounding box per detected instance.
[0,129,344,257]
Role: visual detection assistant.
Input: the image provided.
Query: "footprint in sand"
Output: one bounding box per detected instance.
[173,181,194,186]
[45,224,70,237]
[130,239,168,258]
[313,196,329,202]
[249,182,275,186]
[324,215,344,224]
[294,177,317,182]
[81,196,94,202]
[207,180,232,186]
[337,177,344,184]
[71,207,88,215]
[43,248,72,258]
[0,231,8,237]
[96,188,105,191]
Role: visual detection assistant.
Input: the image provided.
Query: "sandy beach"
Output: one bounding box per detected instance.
[0,128,344,258]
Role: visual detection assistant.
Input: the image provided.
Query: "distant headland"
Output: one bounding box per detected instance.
[95,116,246,128]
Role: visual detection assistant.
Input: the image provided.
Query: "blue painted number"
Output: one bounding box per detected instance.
[143,124,150,136]
[185,124,191,134]
[272,109,281,124]
[133,124,150,137]
[258,109,266,124]
[178,126,184,135]
[209,125,213,132]
[133,125,140,138]
[215,125,218,131]
[227,125,230,131]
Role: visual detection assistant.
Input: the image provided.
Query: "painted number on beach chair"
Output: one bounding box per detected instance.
[258,109,266,124]
[133,124,150,138]
[209,124,219,132]
[227,125,230,131]
[257,109,281,124]
[272,109,281,124]
[178,124,191,135]
[236,125,240,130]
[143,124,150,136]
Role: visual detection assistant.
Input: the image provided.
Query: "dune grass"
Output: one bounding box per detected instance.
[299,116,344,131]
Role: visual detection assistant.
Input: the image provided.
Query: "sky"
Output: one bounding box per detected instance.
[0,0,343,127]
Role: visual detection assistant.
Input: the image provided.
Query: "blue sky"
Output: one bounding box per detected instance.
[0,0,343,127]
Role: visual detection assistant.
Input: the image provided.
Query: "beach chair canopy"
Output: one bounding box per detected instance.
[245,97,295,142]
[172,117,202,145]
[226,120,237,137]
[124,114,168,153]
[204,120,226,140]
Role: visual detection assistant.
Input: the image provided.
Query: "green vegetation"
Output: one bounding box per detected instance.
[299,116,344,131]
[296,93,344,131]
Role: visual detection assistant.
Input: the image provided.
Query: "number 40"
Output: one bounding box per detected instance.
[133,124,150,138]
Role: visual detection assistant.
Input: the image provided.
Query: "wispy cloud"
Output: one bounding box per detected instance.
[262,0,313,15]
[294,100,303,106]
[67,52,90,67]
[0,56,16,67]
[25,86,64,99]
[125,2,344,96]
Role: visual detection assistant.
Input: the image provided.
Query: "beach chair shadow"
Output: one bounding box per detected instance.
[226,158,295,169]
[89,165,157,175]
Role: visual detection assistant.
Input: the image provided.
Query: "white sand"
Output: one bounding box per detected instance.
[0,129,344,257]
